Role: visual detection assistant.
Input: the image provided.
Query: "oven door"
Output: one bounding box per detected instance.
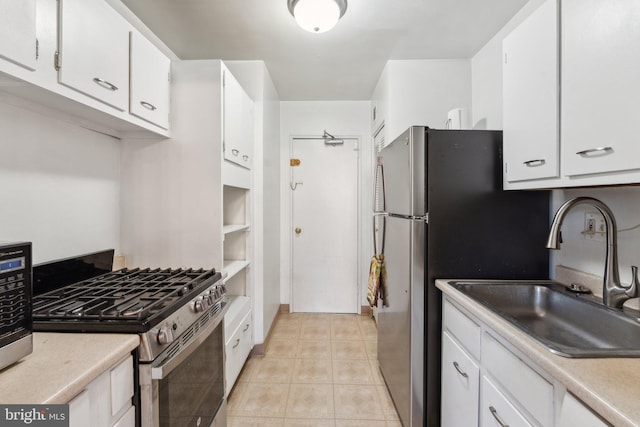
[141,310,226,427]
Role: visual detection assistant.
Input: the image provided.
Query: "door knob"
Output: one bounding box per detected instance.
[295,227,302,234]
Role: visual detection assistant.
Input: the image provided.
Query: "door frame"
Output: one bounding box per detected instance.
[288,134,362,314]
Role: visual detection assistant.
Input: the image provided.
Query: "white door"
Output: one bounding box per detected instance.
[291,137,359,313]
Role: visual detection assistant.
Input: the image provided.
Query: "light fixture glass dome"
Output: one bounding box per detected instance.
[288,0,348,33]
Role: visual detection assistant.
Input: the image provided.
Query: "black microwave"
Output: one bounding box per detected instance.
[0,241,32,370]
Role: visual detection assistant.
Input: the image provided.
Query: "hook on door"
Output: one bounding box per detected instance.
[290,182,303,191]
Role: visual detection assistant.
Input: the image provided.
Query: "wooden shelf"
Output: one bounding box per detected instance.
[223,259,250,281]
[223,224,250,235]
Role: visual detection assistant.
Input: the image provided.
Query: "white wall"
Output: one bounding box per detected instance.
[261,69,282,335]
[471,0,640,286]
[551,188,640,287]
[0,100,121,264]
[279,101,372,309]
[386,60,472,142]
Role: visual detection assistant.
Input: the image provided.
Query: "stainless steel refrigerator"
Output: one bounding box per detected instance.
[376,127,550,427]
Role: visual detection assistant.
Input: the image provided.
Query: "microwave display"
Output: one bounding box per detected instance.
[0,257,24,273]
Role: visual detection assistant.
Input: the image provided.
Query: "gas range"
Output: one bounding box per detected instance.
[32,267,227,361]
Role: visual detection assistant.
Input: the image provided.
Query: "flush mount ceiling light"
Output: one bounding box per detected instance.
[288,0,348,33]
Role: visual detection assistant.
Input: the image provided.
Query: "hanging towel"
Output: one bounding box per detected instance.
[367,254,388,308]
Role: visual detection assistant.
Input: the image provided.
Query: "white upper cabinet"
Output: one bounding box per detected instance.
[130,31,171,129]
[223,68,253,169]
[561,0,640,177]
[0,0,37,71]
[503,0,558,183]
[58,0,130,111]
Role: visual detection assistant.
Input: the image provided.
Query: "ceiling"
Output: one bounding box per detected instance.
[121,0,528,101]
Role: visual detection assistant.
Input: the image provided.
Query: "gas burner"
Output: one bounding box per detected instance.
[32,267,224,335]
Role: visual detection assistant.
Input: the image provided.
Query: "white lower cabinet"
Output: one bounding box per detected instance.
[441,331,479,427]
[442,298,609,427]
[482,332,554,426]
[67,355,135,427]
[558,393,608,427]
[68,389,91,427]
[481,376,532,427]
[224,295,253,397]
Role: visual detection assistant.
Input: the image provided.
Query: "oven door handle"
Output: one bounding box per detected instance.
[151,305,227,380]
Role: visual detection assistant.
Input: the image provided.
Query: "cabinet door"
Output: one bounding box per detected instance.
[68,390,91,427]
[223,69,253,169]
[481,376,532,427]
[503,0,559,182]
[130,31,171,130]
[58,0,130,111]
[558,393,608,427]
[239,90,254,168]
[223,69,244,165]
[0,0,37,70]
[562,0,640,177]
[441,332,479,427]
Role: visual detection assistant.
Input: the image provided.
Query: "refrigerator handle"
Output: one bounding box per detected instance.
[373,156,387,255]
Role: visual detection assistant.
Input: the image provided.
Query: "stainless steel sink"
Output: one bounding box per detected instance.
[449,280,640,358]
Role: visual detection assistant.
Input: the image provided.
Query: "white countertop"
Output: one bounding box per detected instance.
[437,279,640,427]
[0,332,139,404]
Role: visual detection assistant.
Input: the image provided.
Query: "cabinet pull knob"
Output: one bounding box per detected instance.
[489,406,509,427]
[576,146,613,157]
[140,101,157,111]
[243,155,249,161]
[232,338,240,349]
[243,324,250,332]
[93,77,118,91]
[452,361,468,378]
[232,149,239,156]
[523,159,545,167]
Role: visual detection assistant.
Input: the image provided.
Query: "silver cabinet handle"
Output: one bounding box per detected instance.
[93,77,118,91]
[140,101,157,111]
[576,146,613,156]
[452,361,468,378]
[231,149,239,156]
[523,159,546,167]
[243,155,249,161]
[489,406,509,427]
[232,338,240,349]
[243,324,250,332]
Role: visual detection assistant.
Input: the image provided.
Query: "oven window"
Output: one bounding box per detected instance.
[158,322,224,427]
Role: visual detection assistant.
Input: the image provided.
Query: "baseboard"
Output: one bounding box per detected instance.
[361,305,373,317]
[251,343,265,356]
[250,306,284,357]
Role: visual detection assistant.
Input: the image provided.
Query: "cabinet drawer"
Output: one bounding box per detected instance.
[110,356,134,417]
[481,375,532,427]
[441,331,480,427]
[225,309,252,395]
[482,332,553,426]
[443,299,481,360]
[225,295,251,338]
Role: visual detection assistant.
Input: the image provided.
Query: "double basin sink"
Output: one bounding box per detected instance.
[449,280,640,358]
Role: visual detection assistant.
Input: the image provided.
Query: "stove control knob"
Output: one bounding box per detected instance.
[193,298,208,313]
[157,326,174,345]
[203,292,213,304]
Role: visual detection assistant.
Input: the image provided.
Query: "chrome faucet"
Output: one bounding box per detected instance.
[546,196,639,308]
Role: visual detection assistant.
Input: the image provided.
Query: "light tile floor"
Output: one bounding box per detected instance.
[227,313,401,427]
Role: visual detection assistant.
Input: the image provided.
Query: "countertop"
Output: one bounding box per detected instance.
[437,279,640,427]
[0,332,139,404]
